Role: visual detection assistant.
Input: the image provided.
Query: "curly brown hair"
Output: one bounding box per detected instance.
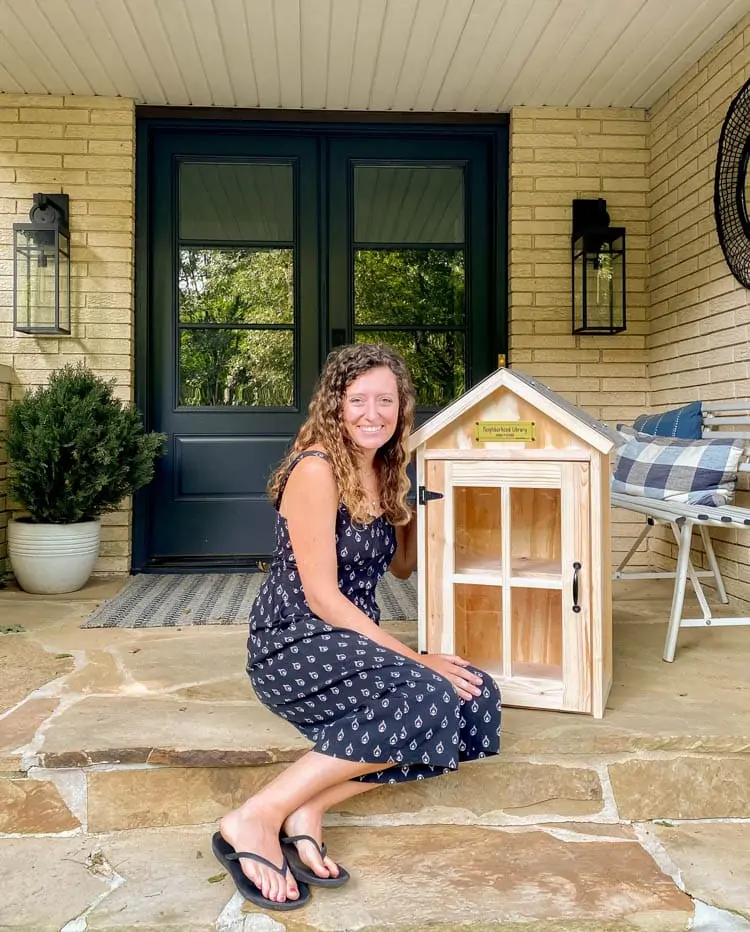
[268,343,415,527]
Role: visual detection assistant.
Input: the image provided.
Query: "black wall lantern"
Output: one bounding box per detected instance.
[572,198,626,335]
[13,193,71,335]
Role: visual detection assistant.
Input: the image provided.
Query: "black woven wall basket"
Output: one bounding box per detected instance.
[715,74,750,289]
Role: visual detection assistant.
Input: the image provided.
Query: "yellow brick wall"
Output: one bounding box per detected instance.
[0,94,135,575]
[0,364,9,573]
[647,16,750,597]
[3,58,749,582]
[508,107,651,565]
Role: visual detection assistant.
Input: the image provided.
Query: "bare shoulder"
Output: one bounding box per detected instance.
[281,448,336,509]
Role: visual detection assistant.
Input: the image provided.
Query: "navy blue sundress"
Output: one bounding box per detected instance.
[247,451,501,784]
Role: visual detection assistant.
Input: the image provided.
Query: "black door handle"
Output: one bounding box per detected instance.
[572,561,582,613]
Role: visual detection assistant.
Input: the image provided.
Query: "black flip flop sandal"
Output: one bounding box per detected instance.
[280,833,351,887]
[212,832,310,910]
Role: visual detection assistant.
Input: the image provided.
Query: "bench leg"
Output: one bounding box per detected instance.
[698,525,729,604]
[663,521,694,663]
[615,521,652,576]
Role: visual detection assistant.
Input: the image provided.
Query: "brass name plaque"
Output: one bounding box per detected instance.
[475,420,535,442]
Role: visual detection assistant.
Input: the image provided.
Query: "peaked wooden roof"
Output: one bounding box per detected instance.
[409,368,620,454]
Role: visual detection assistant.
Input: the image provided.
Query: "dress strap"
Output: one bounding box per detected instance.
[275,450,331,510]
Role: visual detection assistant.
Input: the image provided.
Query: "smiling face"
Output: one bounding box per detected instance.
[341,365,400,456]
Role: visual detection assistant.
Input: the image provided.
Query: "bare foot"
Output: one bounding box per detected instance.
[219,802,300,903]
[282,801,340,880]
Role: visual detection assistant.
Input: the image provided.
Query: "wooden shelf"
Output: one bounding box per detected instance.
[491,672,564,710]
[453,556,562,588]
[512,661,562,681]
[510,558,562,589]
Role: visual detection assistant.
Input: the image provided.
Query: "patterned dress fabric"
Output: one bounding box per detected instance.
[248,451,501,784]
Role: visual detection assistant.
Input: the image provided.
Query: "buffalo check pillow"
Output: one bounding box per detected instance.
[612,426,744,506]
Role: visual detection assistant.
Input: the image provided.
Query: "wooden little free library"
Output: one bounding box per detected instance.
[409,368,620,719]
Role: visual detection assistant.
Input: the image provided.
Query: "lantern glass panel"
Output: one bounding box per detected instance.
[585,240,623,331]
[18,228,58,329]
[58,230,71,333]
[13,225,71,333]
[572,235,585,332]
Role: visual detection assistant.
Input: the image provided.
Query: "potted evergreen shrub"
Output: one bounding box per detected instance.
[3,363,165,594]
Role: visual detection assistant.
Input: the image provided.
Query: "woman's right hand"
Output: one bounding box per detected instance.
[419,653,483,701]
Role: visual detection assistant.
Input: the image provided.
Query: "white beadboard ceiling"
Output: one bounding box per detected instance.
[0,0,749,111]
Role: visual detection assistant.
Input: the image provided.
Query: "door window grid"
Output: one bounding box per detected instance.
[176,161,298,409]
[351,164,468,408]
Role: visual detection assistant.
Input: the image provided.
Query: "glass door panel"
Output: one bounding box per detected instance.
[511,589,563,680]
[351,163,467,407]
[454,584,503,675]
[509,487,562,585]
[177,161,297,410]
[453,486,502,579]
[328,136,495,423]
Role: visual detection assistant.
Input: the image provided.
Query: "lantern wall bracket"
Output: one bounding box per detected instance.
[29,193,69,228]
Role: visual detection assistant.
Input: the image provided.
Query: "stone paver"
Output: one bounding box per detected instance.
[0,835,111,931]
[0,697,58,773]
[82,757,604,832]
[86,763,289,832]
[609,757,750,820]
[1,576,749,928]
[642,822,750,921]
[0,824,695,931]
[0,633,73,715]
[0,778,80,833]
[34,695,308,768]
[8,618,747,772]
[332,758,603,819]
[247,825,693,931]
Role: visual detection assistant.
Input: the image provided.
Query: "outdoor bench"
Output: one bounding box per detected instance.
[612,400,750,662]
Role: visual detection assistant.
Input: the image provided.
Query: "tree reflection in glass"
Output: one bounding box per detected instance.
[354,248,466,407]
[178,248,294,407]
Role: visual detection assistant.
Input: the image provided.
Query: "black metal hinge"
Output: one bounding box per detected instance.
[418,486,444,505]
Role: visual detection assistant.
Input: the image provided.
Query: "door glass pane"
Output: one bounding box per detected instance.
[454,584,502,675]
[352,163,467,406]
[179,248,293,324]
[454,487,501,576]
[509,487,563,681]
[354,165,464,243]
[179,329,294,407]
[355,330,465,407]
[354,249,464,326]
[511,590,562,680]
[179,162,293,241]
[176,159,296,410]
[510,488,562,581]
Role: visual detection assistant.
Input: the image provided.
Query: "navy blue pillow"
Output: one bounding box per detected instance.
[632,401,703,440]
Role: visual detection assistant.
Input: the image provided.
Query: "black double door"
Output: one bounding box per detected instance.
[135,123,505,570]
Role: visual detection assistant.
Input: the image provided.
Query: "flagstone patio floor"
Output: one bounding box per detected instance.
[0,574,749,931]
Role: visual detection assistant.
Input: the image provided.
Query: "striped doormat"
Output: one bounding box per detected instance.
[81,572,418,628]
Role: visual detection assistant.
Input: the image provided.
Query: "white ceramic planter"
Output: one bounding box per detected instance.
[8,518,101,595]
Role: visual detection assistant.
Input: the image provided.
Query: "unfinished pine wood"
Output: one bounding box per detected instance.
[409,369,612,454]
[425,460,446,656]
[500,486,512,679]
[454,486,502,576]
[454,584,503,675]
[590,452,613,718]
[561,462,592,713]
[416,449,427,653]
[424,448,592,461]
[424,388,593,454]
[451,460,561,486]
[495,679,565,712]
[511,588,563,680]
[412,367,615,717]
[510,487,562,581]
